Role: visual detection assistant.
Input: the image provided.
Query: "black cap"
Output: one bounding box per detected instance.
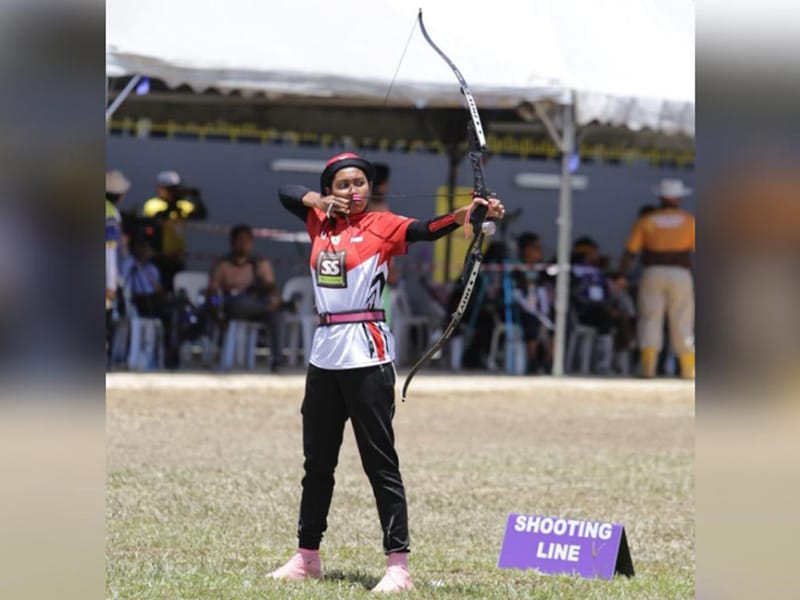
[320,152,375,192]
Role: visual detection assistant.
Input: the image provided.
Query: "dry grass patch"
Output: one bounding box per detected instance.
[107,377,693,599]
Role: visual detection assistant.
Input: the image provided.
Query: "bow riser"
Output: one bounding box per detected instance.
[467,150,490,233]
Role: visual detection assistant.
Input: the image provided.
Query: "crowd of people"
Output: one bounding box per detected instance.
[106,168,208,368]
[105,164,694,379]
[450,176,695,379]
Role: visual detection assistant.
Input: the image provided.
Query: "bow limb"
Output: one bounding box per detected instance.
[400,234,486,401]
[417,9,490,232]
[416,10,487,153]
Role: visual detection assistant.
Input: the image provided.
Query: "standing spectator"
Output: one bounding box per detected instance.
[618,178,695,379]
[181,187,209,219]
[511,232,554,373]
[106,170,130,307]
[141,170,208,292]
[106,169,130,355]
[207,225,284,371]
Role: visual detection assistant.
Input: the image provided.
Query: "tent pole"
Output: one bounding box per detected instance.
[105,74,141,122]
[551,99,575,377]
[533,102,563,151]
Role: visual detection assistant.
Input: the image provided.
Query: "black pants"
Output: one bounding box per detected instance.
[298,363,409,554]
[576,302,614,334]
[152,254,185,293]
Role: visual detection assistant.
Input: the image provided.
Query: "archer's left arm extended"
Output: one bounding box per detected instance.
[405,196,505,242]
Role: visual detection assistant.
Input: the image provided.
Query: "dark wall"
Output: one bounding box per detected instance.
[107,136,695,289]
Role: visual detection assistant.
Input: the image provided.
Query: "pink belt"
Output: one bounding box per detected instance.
[318,309,386,326]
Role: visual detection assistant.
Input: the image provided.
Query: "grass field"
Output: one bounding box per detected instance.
[107,374,694,599]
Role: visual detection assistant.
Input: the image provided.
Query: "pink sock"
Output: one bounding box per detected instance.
[298,548,319,560]
[387,552,409,569]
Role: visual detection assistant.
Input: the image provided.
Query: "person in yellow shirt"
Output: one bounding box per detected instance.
[141,170,207,292]
[619,178,695,379]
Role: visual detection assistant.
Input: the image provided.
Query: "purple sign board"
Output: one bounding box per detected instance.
[498,513,634,579]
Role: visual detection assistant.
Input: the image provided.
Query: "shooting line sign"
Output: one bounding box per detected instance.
[498,513,634,579]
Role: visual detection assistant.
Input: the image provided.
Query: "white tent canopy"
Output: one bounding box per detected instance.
[106,0,694,135]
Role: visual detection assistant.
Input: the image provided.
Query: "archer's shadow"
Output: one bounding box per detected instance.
[324,569,380,590]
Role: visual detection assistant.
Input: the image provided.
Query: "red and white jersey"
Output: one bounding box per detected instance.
[305,207,413,369]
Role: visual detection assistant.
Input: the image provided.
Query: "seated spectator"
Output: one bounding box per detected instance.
[121,236,203,369]
[208,225,284,371]
[570,236,615,335]
[120,236,164,318]
[511,232,554,373]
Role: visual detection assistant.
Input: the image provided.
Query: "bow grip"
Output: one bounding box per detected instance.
[467,150,490,233]
[469,202,489,235]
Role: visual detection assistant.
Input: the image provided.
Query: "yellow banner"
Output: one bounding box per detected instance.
[109,120,695,165]
[433,186,490,283]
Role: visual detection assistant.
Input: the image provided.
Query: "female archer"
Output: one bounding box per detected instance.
[270,152,504,592]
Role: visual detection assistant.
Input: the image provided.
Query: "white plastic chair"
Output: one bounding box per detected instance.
[281,276,317,366]
[487,322,526,374]
[565,305,615,375]
[389,287,429,366]
[614,349,631,375]
[127,316,165,371]
[174,270,217,366]
[219,320,261,370]
[174,270,208,304]
[565,323,597,374]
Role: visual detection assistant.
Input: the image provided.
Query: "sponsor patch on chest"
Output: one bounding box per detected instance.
[315,250,347,288]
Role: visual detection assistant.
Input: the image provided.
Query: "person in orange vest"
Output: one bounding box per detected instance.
[618,178,695,379]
